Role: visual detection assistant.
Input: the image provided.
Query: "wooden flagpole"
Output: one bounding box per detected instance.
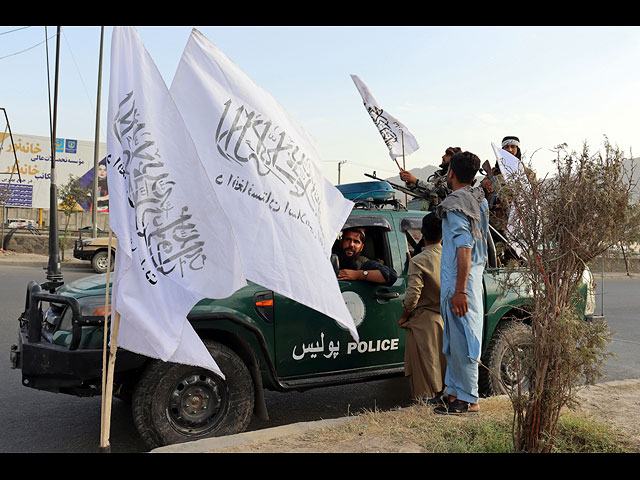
[402,131,408,205]
[100,312,121,452]
[99,229,116,452]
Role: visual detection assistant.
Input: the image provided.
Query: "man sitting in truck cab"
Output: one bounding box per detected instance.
[336,227,397,286]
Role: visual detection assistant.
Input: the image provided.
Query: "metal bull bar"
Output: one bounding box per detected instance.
[24,281,85,350]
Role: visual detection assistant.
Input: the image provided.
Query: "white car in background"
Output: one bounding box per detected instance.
[8,219,36,229]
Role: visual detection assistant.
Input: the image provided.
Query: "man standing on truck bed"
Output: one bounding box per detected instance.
[435,151,489,415]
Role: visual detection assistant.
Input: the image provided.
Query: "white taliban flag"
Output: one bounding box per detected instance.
[170,29,358,341]
[491,142,523,180]
[106,27,246,376]
[491,142,526,256]
[350,74,419,160]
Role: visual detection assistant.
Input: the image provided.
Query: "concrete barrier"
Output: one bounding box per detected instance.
[2,231,80,256]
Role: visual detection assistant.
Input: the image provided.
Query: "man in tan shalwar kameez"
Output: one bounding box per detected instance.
[399,213,446,402]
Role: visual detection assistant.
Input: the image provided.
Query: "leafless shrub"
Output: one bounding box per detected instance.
[493,139,640,452]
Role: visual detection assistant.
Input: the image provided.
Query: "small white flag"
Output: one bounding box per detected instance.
[351,74,419,160]
[491,142,525,256]
[170,29,359,341]
[106,27,247,376]
[491,142,523,180]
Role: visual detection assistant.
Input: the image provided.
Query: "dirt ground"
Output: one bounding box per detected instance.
[573,379,640,446]
[206,379,640,453]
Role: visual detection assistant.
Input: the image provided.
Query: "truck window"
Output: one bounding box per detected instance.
[332,226,393,269]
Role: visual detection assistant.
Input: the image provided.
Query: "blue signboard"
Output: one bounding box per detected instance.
[65,139,77,154]
[0,182,33,207]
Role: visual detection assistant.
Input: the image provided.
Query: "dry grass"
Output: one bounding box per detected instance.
[212,388,639,453]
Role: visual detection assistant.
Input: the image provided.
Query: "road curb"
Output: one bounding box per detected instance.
[149,379,640,453]
[0,259,90,270]
[0,252,91,271]
[150,416,358,453]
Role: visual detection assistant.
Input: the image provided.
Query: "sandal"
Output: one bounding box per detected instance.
[434,398,479,415]
[425,393,446,407]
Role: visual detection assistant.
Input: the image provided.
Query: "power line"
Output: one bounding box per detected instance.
[62,28,95,116]
[0,31,57,60]
[0,26,31,36]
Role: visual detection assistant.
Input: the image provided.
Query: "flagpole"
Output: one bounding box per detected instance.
[101,309,121,453]
[100,228,115,452]
[402,131,407,206]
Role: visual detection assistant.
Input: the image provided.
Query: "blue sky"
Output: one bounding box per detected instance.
[1,25,638,184]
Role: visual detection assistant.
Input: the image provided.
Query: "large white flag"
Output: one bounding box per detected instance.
[350,74,419,160]
[106,27,247,376]
[170,29,358,341]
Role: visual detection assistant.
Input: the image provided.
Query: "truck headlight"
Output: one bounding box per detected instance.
[56,296,111,331]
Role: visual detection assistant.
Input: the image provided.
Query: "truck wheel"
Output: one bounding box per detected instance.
[479,322,533,397]
[91,250,113,274]
[131,339,255,450]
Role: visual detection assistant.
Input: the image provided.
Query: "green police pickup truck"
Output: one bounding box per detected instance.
[9,181,600,449]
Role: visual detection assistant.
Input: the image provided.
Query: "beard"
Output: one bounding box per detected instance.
[338,249,360,270]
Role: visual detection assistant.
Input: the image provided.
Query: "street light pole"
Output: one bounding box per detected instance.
[45,26,63,291]
[337,160,347,185]
[92,26,104,238]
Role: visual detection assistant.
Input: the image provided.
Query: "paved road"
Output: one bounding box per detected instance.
[595,274,640,381]
[0,265,637,452]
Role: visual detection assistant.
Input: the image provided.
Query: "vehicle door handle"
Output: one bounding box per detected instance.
[374,291,399,300]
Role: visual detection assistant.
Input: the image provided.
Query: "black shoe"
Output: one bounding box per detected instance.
[425,394,445,406]
[434,398,479,415]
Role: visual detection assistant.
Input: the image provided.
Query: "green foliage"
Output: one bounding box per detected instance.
[58,174,90,217]
[493,139,638,452]
[57,175,91,258]
[551,413,630,453]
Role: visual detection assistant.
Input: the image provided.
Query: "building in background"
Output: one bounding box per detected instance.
[0,132,107,211]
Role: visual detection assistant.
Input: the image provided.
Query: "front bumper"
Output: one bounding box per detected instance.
[10,281,145,394]
[73,240,93,260]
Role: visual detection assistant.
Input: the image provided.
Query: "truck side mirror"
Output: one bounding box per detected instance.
[330,254,340,277]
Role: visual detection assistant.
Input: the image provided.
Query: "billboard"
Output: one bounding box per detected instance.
[0,133,106,210]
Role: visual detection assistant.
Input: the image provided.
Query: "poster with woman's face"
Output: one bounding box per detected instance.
[77,158,109,212]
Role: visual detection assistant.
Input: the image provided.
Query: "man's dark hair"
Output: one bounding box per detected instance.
[422,213,442,243]
[445,146,462,157]
[343,227,365,242]
[450,151,481,184]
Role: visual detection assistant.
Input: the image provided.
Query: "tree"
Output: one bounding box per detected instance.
[491,139,640,452]
[58,175,91,260]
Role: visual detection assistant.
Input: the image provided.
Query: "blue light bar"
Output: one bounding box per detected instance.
[335,181,396,201]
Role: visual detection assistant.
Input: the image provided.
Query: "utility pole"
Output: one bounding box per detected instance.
[45,26,63,291]
[337,160,347,185]
[92,26,104,238]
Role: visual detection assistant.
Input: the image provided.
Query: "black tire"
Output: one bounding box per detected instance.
[479,322,533,397]
[131,339,255,450]
[91,250,114,274]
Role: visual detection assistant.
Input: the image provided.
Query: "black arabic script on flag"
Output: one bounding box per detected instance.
[109,91,207,283]
[214,99,323,218]
[366,105,399,149]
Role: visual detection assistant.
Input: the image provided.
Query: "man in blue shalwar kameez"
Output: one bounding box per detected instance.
[434,151,489,415]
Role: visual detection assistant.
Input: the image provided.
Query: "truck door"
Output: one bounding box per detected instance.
[272,215,406,379]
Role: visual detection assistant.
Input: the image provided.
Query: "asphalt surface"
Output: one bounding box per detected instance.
[2,249,638,453]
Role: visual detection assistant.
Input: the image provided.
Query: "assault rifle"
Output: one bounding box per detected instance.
[364,171,449,212]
